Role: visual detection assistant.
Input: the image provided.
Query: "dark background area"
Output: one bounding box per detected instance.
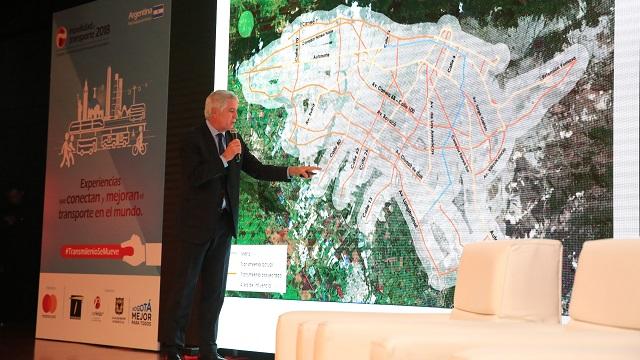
[1,0,93,329]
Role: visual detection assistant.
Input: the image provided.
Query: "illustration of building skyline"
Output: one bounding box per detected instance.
[63,65,149,161]
[76,66,132,122]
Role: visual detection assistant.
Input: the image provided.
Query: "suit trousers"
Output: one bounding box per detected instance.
[160,209,234,356]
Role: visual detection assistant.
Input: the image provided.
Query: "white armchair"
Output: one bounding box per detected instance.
[370,239,640,360]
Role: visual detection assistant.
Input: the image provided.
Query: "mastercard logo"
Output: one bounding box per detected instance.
[55,27,67,49]
[42,294,57,314]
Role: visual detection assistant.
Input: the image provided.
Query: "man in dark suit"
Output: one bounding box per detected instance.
[159,90,319,360]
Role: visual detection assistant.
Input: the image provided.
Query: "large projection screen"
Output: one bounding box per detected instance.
[214,0,639,353]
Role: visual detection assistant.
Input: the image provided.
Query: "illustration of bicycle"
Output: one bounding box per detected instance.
[132,126,147,156]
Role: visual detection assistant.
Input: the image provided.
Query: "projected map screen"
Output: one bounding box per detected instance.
[225,1,614,311]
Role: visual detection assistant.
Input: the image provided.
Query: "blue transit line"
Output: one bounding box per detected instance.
[427,58,467,214]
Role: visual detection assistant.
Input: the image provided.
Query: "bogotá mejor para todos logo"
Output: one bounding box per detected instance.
[131,300,152,326]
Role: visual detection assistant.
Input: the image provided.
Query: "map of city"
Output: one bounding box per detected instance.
[226,1,613,309]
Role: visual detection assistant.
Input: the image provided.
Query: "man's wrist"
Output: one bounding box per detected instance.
[220,155,228,167]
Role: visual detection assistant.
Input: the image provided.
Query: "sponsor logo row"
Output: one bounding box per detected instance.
[40,293,152,327]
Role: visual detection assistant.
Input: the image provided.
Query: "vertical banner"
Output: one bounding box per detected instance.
[36,0,171,350]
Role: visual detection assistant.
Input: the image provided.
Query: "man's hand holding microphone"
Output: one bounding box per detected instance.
[221,129,242,163]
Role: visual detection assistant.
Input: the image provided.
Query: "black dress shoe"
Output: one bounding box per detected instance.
[159,351,182,360]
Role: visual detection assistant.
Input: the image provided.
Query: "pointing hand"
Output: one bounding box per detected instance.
[289,166,321,179]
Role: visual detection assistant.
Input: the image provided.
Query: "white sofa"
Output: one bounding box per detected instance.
[275,239,563,360]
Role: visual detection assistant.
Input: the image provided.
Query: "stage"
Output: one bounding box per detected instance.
[0,323,274,360]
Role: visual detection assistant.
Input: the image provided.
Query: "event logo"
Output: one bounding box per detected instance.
[54,22,110,53]
[131,299,152,326]
[55,27,68,48]
[128,4,164,25]
[93,296,101,310]
[41,294,57,314]
[69,295,83,320]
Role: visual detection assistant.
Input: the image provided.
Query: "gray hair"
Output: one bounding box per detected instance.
[204,90,238,119]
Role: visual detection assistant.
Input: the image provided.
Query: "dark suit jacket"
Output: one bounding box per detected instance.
[179,123,290,244]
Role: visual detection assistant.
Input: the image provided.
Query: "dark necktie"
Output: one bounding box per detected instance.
[215,133,226,156]
[215,132,229,211]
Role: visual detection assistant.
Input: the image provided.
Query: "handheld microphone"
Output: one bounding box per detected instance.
[228,129,241,163]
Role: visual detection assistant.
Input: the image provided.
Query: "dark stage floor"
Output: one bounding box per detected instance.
[0,322,275,360]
